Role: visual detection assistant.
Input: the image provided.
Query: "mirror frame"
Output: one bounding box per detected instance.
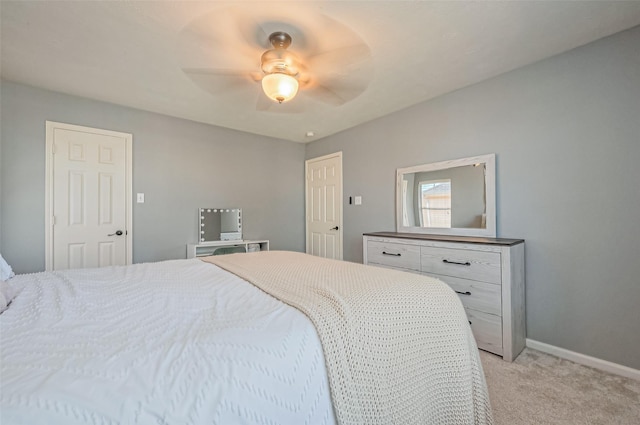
[396,153,496,237]
[199,208,242,243]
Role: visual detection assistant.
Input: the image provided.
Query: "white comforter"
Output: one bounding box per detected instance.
[0,259,336,425]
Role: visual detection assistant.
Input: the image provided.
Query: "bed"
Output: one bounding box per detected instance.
[0,251,492,424]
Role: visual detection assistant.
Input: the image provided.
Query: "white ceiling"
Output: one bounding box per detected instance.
[2,1,640,143]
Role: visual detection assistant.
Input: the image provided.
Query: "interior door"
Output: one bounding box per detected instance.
[305,152,343,260]
[46,122,132,270]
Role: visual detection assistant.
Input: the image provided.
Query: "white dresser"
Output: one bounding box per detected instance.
[363,232,525,362]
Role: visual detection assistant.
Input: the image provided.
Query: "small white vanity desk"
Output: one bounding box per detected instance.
[363,154,526,362]
[187,207,269,258]
[187,240,270,258]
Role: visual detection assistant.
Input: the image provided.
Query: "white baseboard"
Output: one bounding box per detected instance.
[526,339,640,381]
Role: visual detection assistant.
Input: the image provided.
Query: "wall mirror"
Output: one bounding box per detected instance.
[396,154,496,237]
[199,208,242,242]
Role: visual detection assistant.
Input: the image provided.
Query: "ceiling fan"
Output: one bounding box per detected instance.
[259,31,303,104]
[179,8,373,113]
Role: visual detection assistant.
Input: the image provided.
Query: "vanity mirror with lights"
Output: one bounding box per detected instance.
[186,208,269,258]
[363,154,526,361]
[200,208,243,242]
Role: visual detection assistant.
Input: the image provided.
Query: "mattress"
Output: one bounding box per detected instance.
[0,259,336,424]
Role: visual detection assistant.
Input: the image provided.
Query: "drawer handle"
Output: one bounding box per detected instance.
[455,290,472,296]
[443,259,471,266]
[382,251,401,257]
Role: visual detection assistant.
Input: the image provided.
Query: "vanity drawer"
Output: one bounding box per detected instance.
[466,309,503,355]
[431,273,501,316]
[420,246,501,284]
[367,240,421,272]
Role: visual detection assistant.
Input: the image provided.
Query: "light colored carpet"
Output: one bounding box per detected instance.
[480,348,640,425]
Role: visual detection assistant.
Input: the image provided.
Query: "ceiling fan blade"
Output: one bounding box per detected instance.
[299,71,370,105]
[183,68,260,96]
[304,42,374,104]
[234,9,270,48]
[178,7,264,68]
[183,68,262,81]
[307,43,372,73]
[304,84,346,106]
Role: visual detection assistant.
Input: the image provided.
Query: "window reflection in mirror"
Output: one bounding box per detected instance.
[404,165,485,229]
[419,179,451,228]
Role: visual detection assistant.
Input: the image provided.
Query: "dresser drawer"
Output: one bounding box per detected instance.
[364,233,525,361]
[430,273,501,316]
[420,246,501,284]
[466,309,503,355]
[367,240,421,272]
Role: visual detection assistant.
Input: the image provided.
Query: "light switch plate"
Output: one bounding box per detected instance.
[355,196,362,205]
[137,193,145,203]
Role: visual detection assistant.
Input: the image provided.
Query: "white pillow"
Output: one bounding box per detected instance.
[0,253,15,281]
[0,280,16,313]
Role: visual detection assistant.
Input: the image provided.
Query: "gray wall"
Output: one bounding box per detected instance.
[306,26,640,369]
[0,80,305,273]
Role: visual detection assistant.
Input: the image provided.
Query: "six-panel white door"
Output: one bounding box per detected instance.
[46,122,132,270]
[305,152,343,260]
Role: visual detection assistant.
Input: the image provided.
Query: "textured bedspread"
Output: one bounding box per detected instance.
[0,259,336,424]
[204,251,493,425]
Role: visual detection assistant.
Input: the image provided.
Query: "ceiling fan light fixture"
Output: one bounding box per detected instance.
[261,72,299,104]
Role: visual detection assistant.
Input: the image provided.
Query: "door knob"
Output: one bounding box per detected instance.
[330,226,339,231]
[108,230,124,236]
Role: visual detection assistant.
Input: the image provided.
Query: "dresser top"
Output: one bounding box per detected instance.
[363,231,524,246]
